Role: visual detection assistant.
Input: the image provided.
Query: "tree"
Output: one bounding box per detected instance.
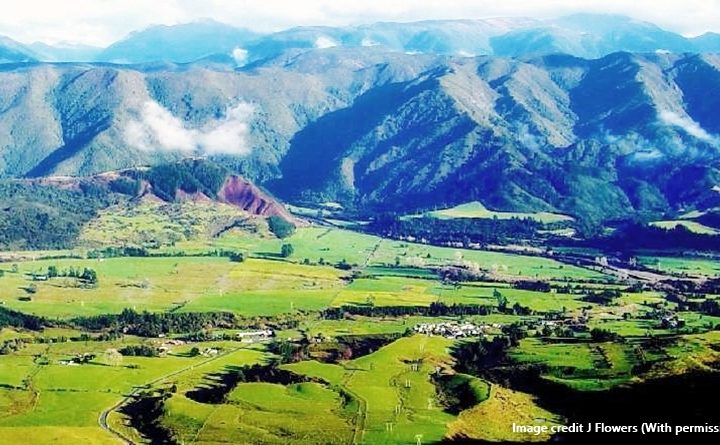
[268,216,296,239]
[590,328,619,342]
[47,265,58,278]
[280,243,294,258]
[79,268,98,286]
[494,289,508,312]
[229,252,245,263]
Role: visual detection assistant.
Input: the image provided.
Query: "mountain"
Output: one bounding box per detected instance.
[0,36,36,63]
[2,15,718,66]
[97,19,259,63]
[240,18,536,63]
[1,48,720,223]
[27,41,102,62]
[38,14,720,66]
[692,32,720,53]
[491,14,695,58]
[246,14,712,62]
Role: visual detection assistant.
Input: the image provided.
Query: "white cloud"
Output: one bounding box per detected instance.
[124,100,254,155]
[231,47,248,66]
[2,0,720,46]
[361,38,379,47]
[315,36,338,49]
[659,110,714,142]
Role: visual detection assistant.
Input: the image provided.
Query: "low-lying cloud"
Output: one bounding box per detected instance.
[315,36,338,49]
[124,100,254,155]
[231,47,249,66]
[659,110,714,142]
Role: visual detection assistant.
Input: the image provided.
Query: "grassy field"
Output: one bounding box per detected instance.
[210,226,604,281]
[509,338,638,390]
[284,335,459,444]
[80,200,256,248]
[650,220,720,235]
[417,201,573,224]
[447,385,560,442]
[2,204,719,444]
[0,239,601,318]
[639,256,720,277]
[0,338,266,445]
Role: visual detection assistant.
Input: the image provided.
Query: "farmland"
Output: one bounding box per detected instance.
[1,211,720,444]
[416,201,573,224]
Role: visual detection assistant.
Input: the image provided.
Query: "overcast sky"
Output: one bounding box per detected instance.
[2,0,719,46]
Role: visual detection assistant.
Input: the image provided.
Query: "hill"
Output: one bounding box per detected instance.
[0,159,293,249]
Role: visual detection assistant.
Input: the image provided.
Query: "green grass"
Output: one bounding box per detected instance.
[509,338,638,390]
[0,236,603,319]
[650,220,720,235]
[80,199,254,248]
[0,339,266,445]
[420,201,573,224]
[212,226,604,281]
[194,382,354,444]
[0,257,348,318]
[447,385,560,442]
[639,256,720,277]
[284,336,461,444]
[342,335,456,444]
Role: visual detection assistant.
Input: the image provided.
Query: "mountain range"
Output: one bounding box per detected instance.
[1,14,720,223]
[2,14,720,63]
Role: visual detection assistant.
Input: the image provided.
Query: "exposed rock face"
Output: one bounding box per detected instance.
[217,175,293,220]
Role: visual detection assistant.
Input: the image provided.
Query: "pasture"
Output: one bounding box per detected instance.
[418,201,573,224]
[639,255,720,277]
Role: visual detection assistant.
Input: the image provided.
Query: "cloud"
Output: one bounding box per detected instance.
[659,110,714,142]
[361,38,379,47]
[315,36,338,49]
[124,100,254,155]
[231,47,248,66]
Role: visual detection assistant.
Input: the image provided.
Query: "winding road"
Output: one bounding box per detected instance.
[97,345,250,444]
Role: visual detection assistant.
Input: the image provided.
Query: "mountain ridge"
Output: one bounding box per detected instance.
[2,14,720,64]
[1,21,720,223]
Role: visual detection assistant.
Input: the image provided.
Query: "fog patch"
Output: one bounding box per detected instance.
[361,38,379,47]
[659,110,714,142]
[315,36,338,49]
[231,47,249,66]
[124,100,254,155]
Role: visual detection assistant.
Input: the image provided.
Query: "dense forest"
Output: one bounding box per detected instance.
[0,159,231,250]
[366,215,545,246]
[584,223,720,252]
[71,309,238,337]
[127,158,229,201]
[0,181,117,249]
[0,307,47,330]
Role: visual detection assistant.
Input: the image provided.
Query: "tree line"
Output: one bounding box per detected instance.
[367,214,545,246]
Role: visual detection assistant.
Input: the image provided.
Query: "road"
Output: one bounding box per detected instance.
[98,345,250,444]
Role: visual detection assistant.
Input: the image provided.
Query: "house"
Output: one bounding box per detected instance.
[235,329,274,343]
[413,322,487,339]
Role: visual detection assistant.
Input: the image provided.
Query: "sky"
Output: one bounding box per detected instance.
[1,0,719,46]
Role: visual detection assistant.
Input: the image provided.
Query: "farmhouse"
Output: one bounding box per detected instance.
[236,329,274,342]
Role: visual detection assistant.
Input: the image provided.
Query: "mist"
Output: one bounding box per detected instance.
[123,100,254,155]
[659,110,714,143]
